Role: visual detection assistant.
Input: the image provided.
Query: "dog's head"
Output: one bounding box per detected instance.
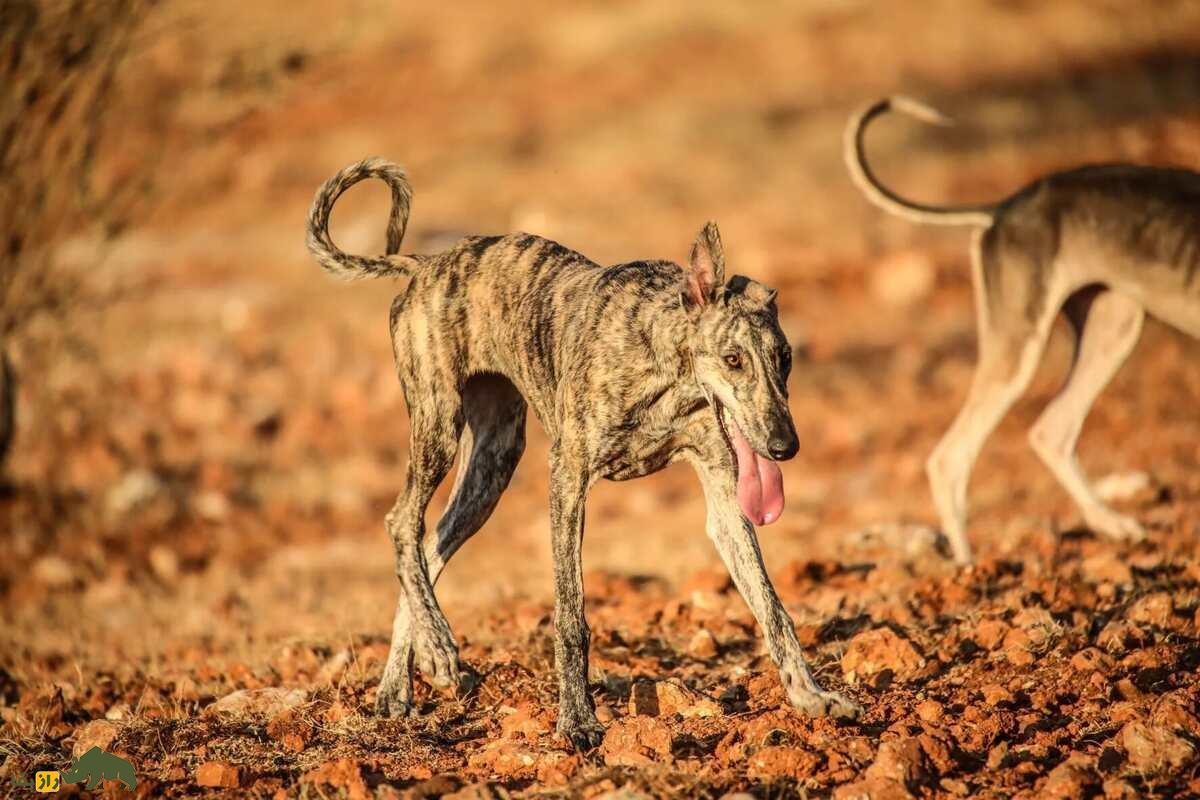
[680,222,797,525]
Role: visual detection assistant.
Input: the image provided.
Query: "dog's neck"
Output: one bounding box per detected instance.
[650,296,709,406]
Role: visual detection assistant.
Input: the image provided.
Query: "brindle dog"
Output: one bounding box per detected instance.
[847,97,1200,565]
[306,158,861,749]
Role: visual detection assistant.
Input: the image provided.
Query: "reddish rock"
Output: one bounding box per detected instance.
[981,683,1015,708]
[468,740,540,780]
[207,687,307,717]
[1152,695,1200,737]
[195,761,240,789]
[1097,620,1148,654]
[866,737,931,790]
[499,703,552,741]
[688,629,719,658]
[747,746,822,780]
[301,759,369,800]
[1102,778,1140,799]
[915,699,944,724]
[1070,647,1113,673]
[972,618,1010,651]
[601,717,673,767]
[71,719,120,758]
[628,679,720,718]
[834,776,914,800]
[1079,552,1133,585]
[1040,757,1099,799]
[1011,607,1059,649]
[841,628,927,688]
[1126,592,1178,630]
[1119,720,1196,774]
[266,710,311,752]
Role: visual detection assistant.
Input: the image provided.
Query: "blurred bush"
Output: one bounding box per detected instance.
[0,0,156,467]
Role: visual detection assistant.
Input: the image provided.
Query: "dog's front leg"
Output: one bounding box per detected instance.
[548,444,604,750]
[689,455,861,720]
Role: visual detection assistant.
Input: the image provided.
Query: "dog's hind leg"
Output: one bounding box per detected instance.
[377,391,464,712]
[927,229,1064,564]
[1029,289,1146,542]
[377,375,527,717]
[688,453,861,719]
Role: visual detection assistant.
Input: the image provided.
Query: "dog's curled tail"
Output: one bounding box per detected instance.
[844,96,996,228]
[306,157,420,279]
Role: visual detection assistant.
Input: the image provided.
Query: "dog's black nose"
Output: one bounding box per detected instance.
[768,435,799,461]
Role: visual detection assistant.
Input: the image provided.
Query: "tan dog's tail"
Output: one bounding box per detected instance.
[306,157,420,279]
[845,97,996,227]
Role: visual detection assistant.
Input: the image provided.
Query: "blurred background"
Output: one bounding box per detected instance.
[2,0,1200,793]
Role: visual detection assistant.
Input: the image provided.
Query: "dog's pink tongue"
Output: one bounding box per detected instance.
[729,419,785,526]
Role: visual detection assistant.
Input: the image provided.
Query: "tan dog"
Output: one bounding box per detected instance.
[847,96,1200,564]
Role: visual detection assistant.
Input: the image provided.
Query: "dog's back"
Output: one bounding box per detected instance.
[987,165,1200,336]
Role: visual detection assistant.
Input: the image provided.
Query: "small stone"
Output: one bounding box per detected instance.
[981,684,1014,708]
[748,746,822,779]
[1119,720,1196,774]
[841,628,927,688]
[939,777,970,796]
[1080,552,1133,585]
[628,679,720,718]
[71,719,119,758]
[866,738,930,790]
[601,717,673,767]
[1097,620,1147,654]
[148,546,179,582]
[1071,647,1113,673]
[688,629,719,658]
[915,699,943,724]
[1102,778,1140,799]
[302,758,370,800]
[196,761,240,788]
[208,687,307,717]
[1127,593,1177,630]
[1041,758,1099,799]
[972,618,1009,650]
[32,556,74,588]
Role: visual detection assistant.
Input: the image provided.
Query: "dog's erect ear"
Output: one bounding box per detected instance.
[742,280,778,308]
[684,221,725,309]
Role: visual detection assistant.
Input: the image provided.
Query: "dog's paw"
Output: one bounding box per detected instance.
[1085,507,1146,543]
[374,678,415,718]
[556,713,606,752]
[788,686,862,721]
[411,620,461,691]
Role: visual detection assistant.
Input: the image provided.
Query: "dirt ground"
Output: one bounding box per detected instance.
[4,1,1200,797]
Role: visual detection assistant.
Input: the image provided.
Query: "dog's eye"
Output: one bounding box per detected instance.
[723,353,742,369]
[778,347,792,367]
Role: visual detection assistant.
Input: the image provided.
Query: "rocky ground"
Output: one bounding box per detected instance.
[3,1,1200,797]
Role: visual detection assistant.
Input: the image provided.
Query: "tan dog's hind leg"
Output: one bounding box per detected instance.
[927,231,1064,564]
[1030,290,1146,542]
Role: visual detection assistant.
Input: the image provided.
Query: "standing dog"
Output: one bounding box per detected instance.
[846,97,1200,565]
[305,158,860,749]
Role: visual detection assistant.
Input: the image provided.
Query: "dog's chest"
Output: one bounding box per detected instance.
[591,384,706,481]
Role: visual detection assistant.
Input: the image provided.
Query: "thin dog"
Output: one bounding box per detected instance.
[305,158,860,749]
[846,96,1200,565]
